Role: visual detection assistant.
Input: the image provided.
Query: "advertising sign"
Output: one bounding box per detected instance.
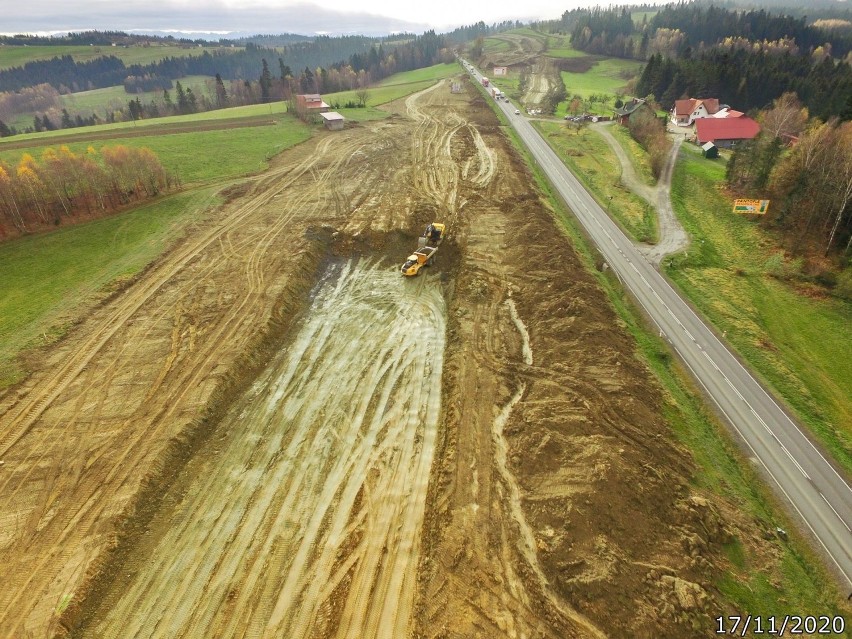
[732,199,770,214]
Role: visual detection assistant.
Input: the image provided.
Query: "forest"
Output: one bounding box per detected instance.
[635,49,852,119]
[0,145,173,239]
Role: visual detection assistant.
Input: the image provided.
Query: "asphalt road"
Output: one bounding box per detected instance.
[460,61,852,590]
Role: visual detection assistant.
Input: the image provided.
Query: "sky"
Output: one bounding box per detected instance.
[3,0,625,36]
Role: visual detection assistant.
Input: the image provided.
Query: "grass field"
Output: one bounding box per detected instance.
[668,146,852,474]
[60,75,214,113]
[0,115,313,184]
[0,44,239,70]
[608,123,656,186]
[0,189,217,386]
[483,93,850,623]
[534,121,656,242]
[543,35,585,58]
[323,62,458,109]
[557,57,643,115]
[483,38,512,55]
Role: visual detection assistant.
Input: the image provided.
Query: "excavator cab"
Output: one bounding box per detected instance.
[425,223,445,244]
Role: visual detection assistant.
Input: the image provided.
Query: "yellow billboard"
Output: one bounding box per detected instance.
[733,199,770,214]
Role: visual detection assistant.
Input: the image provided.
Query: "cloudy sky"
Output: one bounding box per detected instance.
[5,0,614,36]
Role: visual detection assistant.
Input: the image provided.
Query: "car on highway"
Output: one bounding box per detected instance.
[514,109,520,115]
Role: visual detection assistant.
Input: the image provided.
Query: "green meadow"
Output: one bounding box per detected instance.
[0,44,238,70]
[324,62,458,108]
[559,57,643,97]
[59,75,213,112]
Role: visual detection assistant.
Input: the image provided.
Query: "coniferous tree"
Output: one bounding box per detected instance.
[162,88,174,114]
[214,73,228,108]
[259,58,273,102]
[186,87,198,113]
[175,81,189,114]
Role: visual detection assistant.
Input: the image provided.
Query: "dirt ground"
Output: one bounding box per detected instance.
[0,75,760,638]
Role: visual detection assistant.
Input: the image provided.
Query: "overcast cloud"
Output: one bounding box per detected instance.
[3,0,616,36]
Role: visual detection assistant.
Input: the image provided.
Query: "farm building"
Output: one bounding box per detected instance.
[694,117,760,148]
[671,97,721,126]
[613,98,653,126]
[701,141,719,159]
[493,66,508,76]
[320,111,345,131]
[295,94,330,113]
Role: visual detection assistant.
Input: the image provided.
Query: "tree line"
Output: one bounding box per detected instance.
[726,93,852,260]
[553,3,852,118]
[0,35,421,94]
[649,3,852,57]
[636,48,852,119]
[0,145,173,240]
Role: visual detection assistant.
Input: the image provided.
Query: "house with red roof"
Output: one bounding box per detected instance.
[694,116,761,148]
[671,97,721,126]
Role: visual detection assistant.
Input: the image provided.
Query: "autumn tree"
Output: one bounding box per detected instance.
[761,92,808,140]
[769,119,852,255]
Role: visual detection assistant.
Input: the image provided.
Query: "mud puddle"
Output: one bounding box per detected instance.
[76,258,447,639]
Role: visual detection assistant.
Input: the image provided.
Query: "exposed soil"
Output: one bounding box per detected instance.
[1,74,758,638]
[522,57,555,110]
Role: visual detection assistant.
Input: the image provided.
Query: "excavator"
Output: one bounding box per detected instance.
[401,223,445,277]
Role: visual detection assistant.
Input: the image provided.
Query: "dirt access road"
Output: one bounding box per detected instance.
[593,122,689,264]
[3,77,755,638]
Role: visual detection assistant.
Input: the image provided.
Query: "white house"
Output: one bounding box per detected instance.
[671,97,721,126]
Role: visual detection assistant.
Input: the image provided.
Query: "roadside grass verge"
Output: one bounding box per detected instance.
[0,189,217,387]
[668,146,852,474]
[533,120,656,242]
[482,79,849,622]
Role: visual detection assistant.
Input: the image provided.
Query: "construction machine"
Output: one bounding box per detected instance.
[401,222,445,276]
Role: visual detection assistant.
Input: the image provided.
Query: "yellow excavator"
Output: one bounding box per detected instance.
[401,222,445,276]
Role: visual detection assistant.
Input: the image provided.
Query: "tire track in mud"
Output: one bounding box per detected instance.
[88,259,447,639]
[0,128,393,636]
[494,298,606,639]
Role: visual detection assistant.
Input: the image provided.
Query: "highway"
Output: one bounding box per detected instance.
[460,61,852,591]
